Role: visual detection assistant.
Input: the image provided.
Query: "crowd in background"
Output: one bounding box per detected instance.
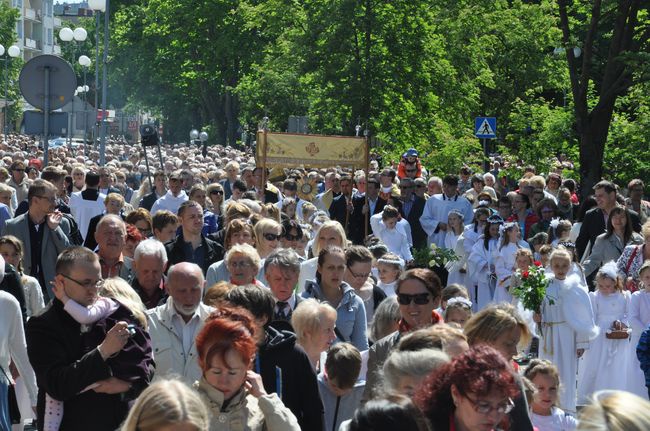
[1,131,650,431]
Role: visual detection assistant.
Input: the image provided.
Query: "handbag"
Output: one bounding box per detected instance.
[605,320,630,340]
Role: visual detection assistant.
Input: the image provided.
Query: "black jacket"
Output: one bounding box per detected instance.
[25,299,129,431]
[139,191,159,212]
[329,194,353,235]
[349,194,387,244]
[399,195,427,250]
[258,326,324,431]
[1,263,26,320]
[165,232,224,275]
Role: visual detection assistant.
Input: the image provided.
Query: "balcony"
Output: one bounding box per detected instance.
[24,38,41,51]
[53,17,62,27]
[24,8,38,21]
[53,45,61,55]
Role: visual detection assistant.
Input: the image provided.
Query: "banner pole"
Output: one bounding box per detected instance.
[364,131,370,239]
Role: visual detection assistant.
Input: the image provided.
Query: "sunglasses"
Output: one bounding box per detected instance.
[397,293,431,305]
[210,190,224,195]
[263,233,282,241]
[284,233,301,241]
[406,169,417,173]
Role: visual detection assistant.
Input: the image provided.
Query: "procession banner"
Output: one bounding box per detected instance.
[256,131,367,168]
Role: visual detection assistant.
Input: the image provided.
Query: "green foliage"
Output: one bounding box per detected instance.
[0,2,21,129]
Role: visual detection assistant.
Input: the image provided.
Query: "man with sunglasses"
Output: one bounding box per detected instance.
[5,179,70,300]
[7,160,30,204]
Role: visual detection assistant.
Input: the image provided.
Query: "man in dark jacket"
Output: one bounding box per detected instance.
[349,178,386,244]
[398,177,427,250]
[165,200,224,275]
[224,284,324,431]
[139,171,167,211]
[26,247,135,431]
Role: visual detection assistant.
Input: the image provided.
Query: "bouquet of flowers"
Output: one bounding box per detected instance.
[427,243,459,268]
[511,261,553,312]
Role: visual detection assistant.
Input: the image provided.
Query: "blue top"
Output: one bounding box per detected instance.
[302,280,368,351]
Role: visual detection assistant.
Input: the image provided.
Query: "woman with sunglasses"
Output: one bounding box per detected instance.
[206,183,225,230]
[363,268,443,403]
[281,219,304,256]
[415,345,520,431]
[302,246,368,352]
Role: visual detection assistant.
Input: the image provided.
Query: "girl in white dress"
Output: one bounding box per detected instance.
[370,205,412,262]
[468,215,503,311]
[524,359,578,431]
[577,262,630,404]
[627,260,650,398]
[494,223,530,304]
[535,249,599,414]
[445,210,467,287]
[375,253,402,297]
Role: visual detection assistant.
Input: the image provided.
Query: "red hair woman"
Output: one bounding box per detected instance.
[415,345,520,431]
[194,308,300,431]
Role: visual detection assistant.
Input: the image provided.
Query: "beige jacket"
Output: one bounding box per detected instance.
[195,377,300,431]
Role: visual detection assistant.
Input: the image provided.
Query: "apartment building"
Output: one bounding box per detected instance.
[6,0,62,61]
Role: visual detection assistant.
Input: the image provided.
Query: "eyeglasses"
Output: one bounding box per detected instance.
[347,268,371,279]
[406,169,417,173]
[60,273,103,289]
[397,293,431,305]
[465,395,514,415]
[210,190,224,195]
[284,233,301,241]
[35,195,56,203]
[416,185,426,189]
[229,260,253,268]
[263,233,282,241]
[13,168,24,172]
[399,185,413,190]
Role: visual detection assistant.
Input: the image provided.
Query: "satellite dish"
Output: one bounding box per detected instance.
[19,55,76,111]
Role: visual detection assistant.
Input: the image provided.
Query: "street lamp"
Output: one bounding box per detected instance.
[59,26,87,145]
[190,129,209,156]
[78,55,91,150]
[0,44,20,138]
[89,0,109,165]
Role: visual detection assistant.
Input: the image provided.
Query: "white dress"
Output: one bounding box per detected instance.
[577,291,630,404]
[494,241,531,304]
[444,231,467,288]
[467,237,499,311]
[538,275,599,413]
[530,407,578,431]
[370,213,413,261]
[627,290,650,398]
[377,280,397,297]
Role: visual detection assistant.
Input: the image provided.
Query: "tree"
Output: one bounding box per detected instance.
[0,2,20,131]
[556,0,649,197]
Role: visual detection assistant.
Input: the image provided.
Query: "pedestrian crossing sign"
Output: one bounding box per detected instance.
[475,117,497,138]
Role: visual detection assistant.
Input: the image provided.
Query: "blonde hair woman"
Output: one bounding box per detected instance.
[298,220,348,293]
[253,218,282,259]
[120,379,210,431]
[578,390,650,430]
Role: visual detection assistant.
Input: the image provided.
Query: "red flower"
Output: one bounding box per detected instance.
[534,261,542,267]
[523,271,530,278]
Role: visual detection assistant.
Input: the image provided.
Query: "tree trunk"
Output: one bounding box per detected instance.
[577,101,615,199]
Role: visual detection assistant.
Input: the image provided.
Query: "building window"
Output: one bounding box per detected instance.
[47,28,53,46]
[45,0,53,17]
[13,0,23,8]
[16,22,23,39]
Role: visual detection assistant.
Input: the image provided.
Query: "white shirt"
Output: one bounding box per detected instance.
[150,190,189,215]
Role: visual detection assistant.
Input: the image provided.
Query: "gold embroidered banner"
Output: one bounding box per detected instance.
[256,132,367,168]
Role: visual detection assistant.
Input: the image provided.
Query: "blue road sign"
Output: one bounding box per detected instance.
[475,117,497,139]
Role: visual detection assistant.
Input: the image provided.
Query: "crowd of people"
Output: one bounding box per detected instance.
[1,132,650,431]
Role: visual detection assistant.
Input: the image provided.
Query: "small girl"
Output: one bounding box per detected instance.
[376,252,403,297]
[0,235,44,317]
[282,197,298,220]
[494,223,531,304]
[577,262,630,403]
[524,359,578,430]
[548,219,572,247]
[438,283,470,313]
[370,205,413,262]
[468,215,503,311]
[536,249,598,413]
[528,232,549,262]
[443,297,472,328]
[445,210,467,287]
[545,242,588,291]
[47,278,154,431]
[496,248,535,305]
[538,244,553,269]
[627,260,650,398]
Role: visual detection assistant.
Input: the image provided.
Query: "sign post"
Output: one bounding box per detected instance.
[474,117,497,173]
